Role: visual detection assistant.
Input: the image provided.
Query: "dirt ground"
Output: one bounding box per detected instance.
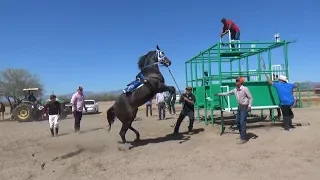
[0,101,320,180]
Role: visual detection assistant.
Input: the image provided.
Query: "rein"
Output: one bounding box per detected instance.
[167,67,182,94]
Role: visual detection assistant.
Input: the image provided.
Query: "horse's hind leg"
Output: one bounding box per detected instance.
[129,124,140,141]
[119,123,133,149]
[130,108,140,141]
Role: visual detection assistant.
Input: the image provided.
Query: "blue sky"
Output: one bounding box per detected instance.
[0,0,317,95]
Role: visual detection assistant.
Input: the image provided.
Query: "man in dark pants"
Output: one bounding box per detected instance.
[266,74,297,131]
[156,92,166,120]
[167,91,176,115]
[146,99,152,117]
[174,87,196,134]
[70,86,87,132]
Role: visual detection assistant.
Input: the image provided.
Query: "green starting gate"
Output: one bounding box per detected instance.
[185,33,311,134]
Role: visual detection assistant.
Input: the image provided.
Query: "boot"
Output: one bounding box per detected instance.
[55,128,59,136]
[50,128,54,137]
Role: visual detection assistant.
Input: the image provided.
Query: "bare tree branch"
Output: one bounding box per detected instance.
[0,68,44,99]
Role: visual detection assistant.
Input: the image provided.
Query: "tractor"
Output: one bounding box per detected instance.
[11,88,71,122]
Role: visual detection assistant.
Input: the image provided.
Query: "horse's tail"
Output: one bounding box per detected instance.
[107,105,116,133]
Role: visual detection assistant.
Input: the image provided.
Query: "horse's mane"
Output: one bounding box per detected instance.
[137,50,156,70]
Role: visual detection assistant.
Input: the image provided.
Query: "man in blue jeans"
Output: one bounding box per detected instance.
[266,74,297,131]
[215,77,253,144]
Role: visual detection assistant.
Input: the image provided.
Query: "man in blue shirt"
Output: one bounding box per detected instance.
[266,74,298,131]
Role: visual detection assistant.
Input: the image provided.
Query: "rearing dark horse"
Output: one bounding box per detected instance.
[107,45,176,149]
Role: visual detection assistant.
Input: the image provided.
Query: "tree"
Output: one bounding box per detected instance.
[0,68,44,112]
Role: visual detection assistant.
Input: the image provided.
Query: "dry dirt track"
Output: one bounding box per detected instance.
[0,101,320,180]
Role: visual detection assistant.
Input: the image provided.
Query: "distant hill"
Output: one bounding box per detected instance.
[50,82,320,98]
[6,81,320,102]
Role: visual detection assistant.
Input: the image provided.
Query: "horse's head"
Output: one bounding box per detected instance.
[138,45,172,70]
[156,45,171,67]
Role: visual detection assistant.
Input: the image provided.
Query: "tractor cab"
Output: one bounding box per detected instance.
[22,88,41,103]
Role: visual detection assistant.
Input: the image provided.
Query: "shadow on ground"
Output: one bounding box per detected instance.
[121,128,205,149]
[83,112,102,116]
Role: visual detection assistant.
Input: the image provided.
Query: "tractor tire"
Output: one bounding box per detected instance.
[12,103,35,122]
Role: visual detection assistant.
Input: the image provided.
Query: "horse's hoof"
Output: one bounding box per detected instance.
[118,143,133,151]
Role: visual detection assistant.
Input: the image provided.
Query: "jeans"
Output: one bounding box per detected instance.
[280,105,294,130]
[231,31,240,40]
[157,102,166,120]
[236,106,248,140]
[73,111,83,132]
[231,31,240,49]
[168,101,176,114]
[146,104,152,117]
[174,110,195,133]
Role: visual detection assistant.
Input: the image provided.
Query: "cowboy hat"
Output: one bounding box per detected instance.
[278,75,288,83]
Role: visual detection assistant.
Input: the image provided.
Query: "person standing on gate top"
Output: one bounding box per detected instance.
[265,74,297,131]
[43,94,61,137]
[156,92,166,120]
[220,18,240,49]
[70,86,87,133]
[173,87,196,134]
[215,77,253,144]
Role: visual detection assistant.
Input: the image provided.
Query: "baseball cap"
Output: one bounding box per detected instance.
[235,77,245,83]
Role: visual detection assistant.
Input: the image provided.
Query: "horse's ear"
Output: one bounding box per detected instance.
[156,45,160,50]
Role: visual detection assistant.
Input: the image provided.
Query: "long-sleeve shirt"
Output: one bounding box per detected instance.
[156,93,165,104]
[70,92,85,112]
[218,85,253,107]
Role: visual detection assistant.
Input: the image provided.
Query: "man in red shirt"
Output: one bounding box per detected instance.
[220,18,240,48]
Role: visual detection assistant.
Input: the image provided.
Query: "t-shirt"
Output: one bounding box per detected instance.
[273,82,296,106]
[181,93,196,112]
[222,20,240,33]
[44,101,61,115]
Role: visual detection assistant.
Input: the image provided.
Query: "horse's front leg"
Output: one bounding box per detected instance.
[157,84,176,94]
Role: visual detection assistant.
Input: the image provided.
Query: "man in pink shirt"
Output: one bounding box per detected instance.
[70,86,87,132]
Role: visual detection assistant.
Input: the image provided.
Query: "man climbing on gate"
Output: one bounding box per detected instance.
[265,74,297,131]
[123,72,146,94]
[220,18,241,49]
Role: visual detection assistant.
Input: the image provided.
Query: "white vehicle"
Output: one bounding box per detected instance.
[83,100,99,114]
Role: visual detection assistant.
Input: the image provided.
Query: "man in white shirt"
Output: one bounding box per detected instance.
[156,92,166,120]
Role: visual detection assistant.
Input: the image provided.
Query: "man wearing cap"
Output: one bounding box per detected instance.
[266,74,297,131]
[70,86,87,132]
[215,77,253,144]
[43,94,61,137]
[173,87,196,134]
[220,18,240,49]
